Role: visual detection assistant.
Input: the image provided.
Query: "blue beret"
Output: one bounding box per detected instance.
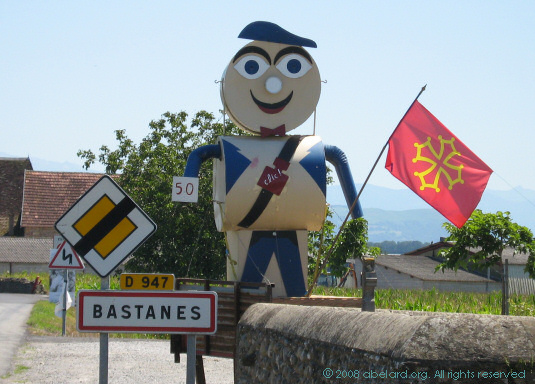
[238,21,317,48]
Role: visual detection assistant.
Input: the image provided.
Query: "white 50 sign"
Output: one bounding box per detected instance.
[172,176,199,203]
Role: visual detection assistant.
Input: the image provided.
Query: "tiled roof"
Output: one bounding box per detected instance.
[404,241,453,255]
[501,248,530,265]
[469,247,530,266]
[376,255,492,282]
[406,241,529,266]
[21,171,108,227]
[0,157,33,214]
[0,237,52,263]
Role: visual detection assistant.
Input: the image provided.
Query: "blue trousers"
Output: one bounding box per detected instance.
[241,230,306,297]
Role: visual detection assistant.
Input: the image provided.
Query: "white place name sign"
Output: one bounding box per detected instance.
[77,290,217,334]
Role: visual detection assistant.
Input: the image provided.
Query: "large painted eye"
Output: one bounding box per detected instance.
[276,54,312,78]
[234,55,270,79]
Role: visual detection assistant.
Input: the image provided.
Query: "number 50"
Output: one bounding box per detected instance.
[172,176,199,203]
[175,182,194,195]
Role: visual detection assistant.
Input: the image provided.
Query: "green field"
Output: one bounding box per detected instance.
[313,286,535,316]
[2,272,534,337]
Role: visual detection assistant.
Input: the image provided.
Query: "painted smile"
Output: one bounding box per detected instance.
[250,90,293,114]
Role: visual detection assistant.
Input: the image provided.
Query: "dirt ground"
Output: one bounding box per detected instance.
[1,335,234,384]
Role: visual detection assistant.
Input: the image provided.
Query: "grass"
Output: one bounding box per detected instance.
[14,365,30,374]
[27,301,78,336]
[0,364,30,380]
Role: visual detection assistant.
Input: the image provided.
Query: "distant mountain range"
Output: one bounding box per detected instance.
[327,184,535,243]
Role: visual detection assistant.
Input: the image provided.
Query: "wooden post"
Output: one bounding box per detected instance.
[360,257,377,312]
[195,355,206,384]
[503,259,510,315]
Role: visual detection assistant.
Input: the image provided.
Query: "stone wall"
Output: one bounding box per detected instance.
[0,215,10,235]
[236,304,535,383]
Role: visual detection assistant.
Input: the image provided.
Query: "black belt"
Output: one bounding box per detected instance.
[238,136,304,228]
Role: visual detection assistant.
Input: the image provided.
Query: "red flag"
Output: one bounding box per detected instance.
[385,100,493,227]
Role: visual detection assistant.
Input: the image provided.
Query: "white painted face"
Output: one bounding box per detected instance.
[221,40,321,135]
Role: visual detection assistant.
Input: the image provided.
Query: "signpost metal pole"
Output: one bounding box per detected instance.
[62,269,67,336]
[55,176,158,384]
[186,335,196,384]
[99,276,110,384]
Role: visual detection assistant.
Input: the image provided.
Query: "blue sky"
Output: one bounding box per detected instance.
[2,1,534,193]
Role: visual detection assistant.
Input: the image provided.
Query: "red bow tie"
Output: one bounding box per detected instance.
[260,125,286,137]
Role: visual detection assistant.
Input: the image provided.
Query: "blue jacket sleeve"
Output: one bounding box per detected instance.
[183,144,222,177]
[325,145,363,219]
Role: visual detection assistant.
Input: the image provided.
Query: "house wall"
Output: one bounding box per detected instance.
[0,262,113,276]
[0,262,50,274]
[0,214,20,236]
[24,227,57,238]
[0,216,9,235]
[340,270,358,289]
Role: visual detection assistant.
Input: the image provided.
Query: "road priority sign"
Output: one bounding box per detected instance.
[77,290,217,334]
[55,175,157,277]
[120,273,175,290]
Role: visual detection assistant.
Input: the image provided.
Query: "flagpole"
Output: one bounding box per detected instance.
[307,85,427,296]
[387,84,427,142]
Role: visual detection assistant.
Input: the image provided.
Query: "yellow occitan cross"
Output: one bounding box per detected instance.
[412,135,464,192]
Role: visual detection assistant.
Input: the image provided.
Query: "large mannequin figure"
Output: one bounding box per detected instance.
[182,21,362,297]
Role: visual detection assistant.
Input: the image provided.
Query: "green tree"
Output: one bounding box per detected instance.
[437,210,535,278]
[78,111,243,279]
[308,208,336,277]
[308,208,379,291]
